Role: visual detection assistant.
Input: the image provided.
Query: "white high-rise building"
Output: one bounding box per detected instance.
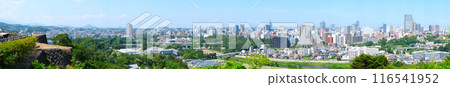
[126,23,134,37]
[404,14,414,33]
[298,24,313,46]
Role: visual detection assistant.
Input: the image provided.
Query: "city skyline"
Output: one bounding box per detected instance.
[1,0,450,28]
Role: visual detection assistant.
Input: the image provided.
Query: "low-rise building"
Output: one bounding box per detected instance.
[342,46,382,60]
[412,50,449,62]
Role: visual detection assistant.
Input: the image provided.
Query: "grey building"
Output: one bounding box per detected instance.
[404,14,414,33]
[270,36,290,48]
[352,36,363,44]
[412,50,449,61]
[345,34,352,45]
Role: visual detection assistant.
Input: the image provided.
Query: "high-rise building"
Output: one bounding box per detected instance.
[344,34,353,45]
[351,24,356,32]
[429,25,435,33]
[298,24,313,46]
[126,23,134,37]
[429,25,440,34]
[404,14,414,33]
[234,25,239,36]
[355,21,361,35]
[239,24,245,34]
[320,21,326,30]
[355,21,360,28]
[264,21,272,32]
[436,25,440,34]
[268,20,272,30]
[270,36,290,48]
[415,23,422,33]
[382,23,387,33]
[344,25,351,34]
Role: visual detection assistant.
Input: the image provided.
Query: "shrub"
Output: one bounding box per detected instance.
[0,37,37,68]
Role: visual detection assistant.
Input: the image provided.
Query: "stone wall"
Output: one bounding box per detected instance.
[16,35,72,69]
[33,48,72,67]
[32,34,48,44]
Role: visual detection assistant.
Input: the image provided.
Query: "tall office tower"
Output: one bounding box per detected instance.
[344,25,351,34]
[413,22,417,33]
[429,25,435,33]
[263,20,272,32]
[429,25,440,34]
[268,20,272,30]
[415,24,422,33]
[126,23,134,37]
[320,20,326,30]
[436,25,440,33]
[350,24,357,33]
[234,25,240,36]
[355,21,360,27]
[344,34,353,45]
[355,21,361,36]
[382,23,387,33]
[239,24,245,33]
[404,14,414,33]
[264,21,272,32]
[263,24,269,32]
[298,24,313,46]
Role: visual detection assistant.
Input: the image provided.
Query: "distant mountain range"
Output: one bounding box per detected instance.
[82,24,97,28]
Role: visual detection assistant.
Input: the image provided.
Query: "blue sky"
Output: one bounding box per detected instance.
[0,0,449,28]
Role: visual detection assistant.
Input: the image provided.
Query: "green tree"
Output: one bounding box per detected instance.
[52,33,72,47]
[379,38,387,46]
[392,61,405,67]
[68,37,188,69]
[351,54,390,69]
[365,41,374,46]
[246,54,272,69]
[219,61,246,69]
[369,55,390,69]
